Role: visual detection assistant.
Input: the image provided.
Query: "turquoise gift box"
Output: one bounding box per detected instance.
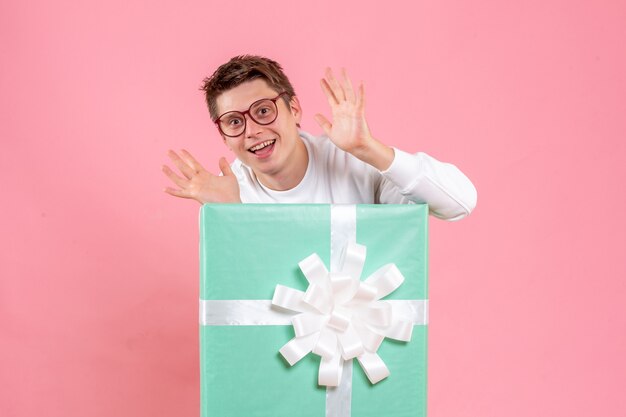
[199,204,429,417]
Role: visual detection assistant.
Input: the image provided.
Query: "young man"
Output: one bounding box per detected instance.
[163,55,477,221]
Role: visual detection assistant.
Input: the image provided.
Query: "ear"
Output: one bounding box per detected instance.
[289,96,303,125]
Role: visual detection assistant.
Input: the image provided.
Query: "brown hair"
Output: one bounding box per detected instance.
[200,55,297,121]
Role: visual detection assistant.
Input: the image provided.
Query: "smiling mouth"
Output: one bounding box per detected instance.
[248,139,276,154]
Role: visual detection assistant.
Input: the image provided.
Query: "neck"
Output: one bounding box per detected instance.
[256,136,308,191]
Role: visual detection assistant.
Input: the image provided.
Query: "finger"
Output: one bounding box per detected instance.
[180,149,206,173]
[162,165,189,188]
[320,79,339,106]
[164,186,191,199]
[341,68,355,103]
[357,82,366,113]
[325,67,345,101]
[314,113,332,137]
[167,150,195,179]
[218,157,234,177]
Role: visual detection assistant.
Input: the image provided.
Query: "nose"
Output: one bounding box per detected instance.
[244,113,263,138]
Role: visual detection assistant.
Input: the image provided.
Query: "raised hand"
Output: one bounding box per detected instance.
[314,68,394,171]
[162,150,241,204]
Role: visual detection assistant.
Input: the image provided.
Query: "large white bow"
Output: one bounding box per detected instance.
[271,242,414,387]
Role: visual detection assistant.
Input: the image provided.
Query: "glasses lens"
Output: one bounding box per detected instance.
[219,112,245,137]
[249,99,278,125]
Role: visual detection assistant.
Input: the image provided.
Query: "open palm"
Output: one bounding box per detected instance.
[314,68,373,154]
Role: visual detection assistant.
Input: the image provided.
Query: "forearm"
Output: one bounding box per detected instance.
[379,149,477,220]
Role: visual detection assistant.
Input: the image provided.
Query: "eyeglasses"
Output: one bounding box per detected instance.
[213,92,288,138]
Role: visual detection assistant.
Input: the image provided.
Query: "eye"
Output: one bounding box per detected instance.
[256,106,272,117]
[226,117,243,126]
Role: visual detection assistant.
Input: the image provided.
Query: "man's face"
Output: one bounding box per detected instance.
[215,79,302,179]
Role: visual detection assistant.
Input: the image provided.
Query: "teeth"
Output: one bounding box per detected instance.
[250,140,275,152]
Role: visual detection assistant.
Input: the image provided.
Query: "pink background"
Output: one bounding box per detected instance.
[2,0,625,416]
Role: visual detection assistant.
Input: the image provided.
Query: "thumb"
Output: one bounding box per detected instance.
[314,113,332,137]
[219,157,233,176]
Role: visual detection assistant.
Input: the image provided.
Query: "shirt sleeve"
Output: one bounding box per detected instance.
[377,148,478,221]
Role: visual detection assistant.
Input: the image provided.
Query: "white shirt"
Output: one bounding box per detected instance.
[231,131,477,221]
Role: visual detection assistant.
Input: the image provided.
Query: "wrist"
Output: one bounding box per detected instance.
[195,189,242,204]
[350,137,394,171]
[196,196,242,204]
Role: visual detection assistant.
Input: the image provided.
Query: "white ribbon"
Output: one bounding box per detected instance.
[272,242,415,386]
[200,299,427,328]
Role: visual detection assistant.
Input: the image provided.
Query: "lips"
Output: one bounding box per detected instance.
[249,139,276,152]
[248,139,276,158]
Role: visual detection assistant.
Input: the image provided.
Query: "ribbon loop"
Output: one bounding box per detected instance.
[352,321,385,352]
[272,285,308,312]
[279,332,318,366]
[330,272,359,305]
[337,325,365,360]
[312,328,337,359]
[319,353,344,387]
[339,243,366,280]
[364,264,405,300]
[293,313,327,337]
[350,282,378,305]
[327,307,351,332]
[357,352,390,384]
[299,253,329,284]
[304,284,332,314]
